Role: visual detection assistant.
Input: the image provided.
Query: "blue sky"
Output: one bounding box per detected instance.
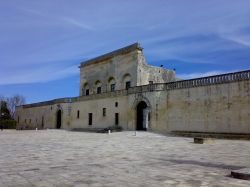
[0,0,250,103]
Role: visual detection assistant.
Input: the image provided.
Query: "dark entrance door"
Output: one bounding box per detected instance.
[56,110,62,129]
[136,101,147,130]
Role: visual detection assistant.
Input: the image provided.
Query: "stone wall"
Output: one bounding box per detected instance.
[16,70,250,134]
[79,43,176,96]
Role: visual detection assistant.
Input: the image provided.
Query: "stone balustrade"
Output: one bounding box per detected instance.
[21,70,250,108]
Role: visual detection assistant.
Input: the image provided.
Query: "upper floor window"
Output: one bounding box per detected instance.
[95,80,102,94]
[83,82,89,96]
[108,77,116,92]
[122,73,131,89]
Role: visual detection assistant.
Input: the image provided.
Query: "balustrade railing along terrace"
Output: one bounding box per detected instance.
[22,70,250,108]
[128,70,250,94]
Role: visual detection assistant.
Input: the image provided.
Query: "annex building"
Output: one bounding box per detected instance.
[16,43,250,134]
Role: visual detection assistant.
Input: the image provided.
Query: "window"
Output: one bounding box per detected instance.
[111,84,115,92]
[77,110,80,119]
[17,116,20,123]
[97,87,101,94]
[83,83,90,96]
[103,108,106,116]
[85,89,89,96]
[149,81,153,84]
[108,77,116,92]
[88,113,92,125]
[125,81,131,89]
[148,112,151,121]
[25,119,26,123]
[29,119,31,123]
[115,102,118,107]
[42,116,44,128]
[115,113,119,125]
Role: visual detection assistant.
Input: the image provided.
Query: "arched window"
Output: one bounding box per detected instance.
[108,77,116,92]
[82,83,89,96]
[95,80,102,94]
[122,73,131,89]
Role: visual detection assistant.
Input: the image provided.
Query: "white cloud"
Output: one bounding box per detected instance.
[0,65,78,85]
[62,17,93,31]
[177,70,238,80]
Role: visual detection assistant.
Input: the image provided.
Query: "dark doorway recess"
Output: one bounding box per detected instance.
[56,110,62,129]
[136,101,147,130]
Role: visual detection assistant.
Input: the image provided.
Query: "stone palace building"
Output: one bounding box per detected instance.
[16,43,250,134]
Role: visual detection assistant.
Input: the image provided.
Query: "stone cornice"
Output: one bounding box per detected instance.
[79,43,142,68]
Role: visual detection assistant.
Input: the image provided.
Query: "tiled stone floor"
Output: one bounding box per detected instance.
[0,130,250,187]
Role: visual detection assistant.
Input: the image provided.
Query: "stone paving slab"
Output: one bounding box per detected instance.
[0,130,250,186]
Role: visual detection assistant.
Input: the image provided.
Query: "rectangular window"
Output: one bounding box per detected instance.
[149,81,153,84]
[85,89,89,96]
[17,116,20,123]
[97,87,101,94]
[103,108,106,117]
[110,84,115,92]
[42,116,44,128]
[29,119,31,123]
[88,113,92,125]
[115,102,118,107]
[25,119,26,123]
[115,113,119,125]
[125,81,131,89]
[77,110,80,119]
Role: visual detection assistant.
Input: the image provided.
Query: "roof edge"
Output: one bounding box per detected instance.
[80,42,142,68]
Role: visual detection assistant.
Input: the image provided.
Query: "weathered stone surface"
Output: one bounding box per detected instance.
[0,130,250,186]
[15,43,250,135]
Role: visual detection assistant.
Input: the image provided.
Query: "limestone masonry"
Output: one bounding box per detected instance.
[16,43,250,134]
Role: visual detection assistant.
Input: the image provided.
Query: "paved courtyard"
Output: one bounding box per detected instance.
[0,130,250,187]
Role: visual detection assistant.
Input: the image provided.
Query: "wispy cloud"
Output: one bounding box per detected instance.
[62,17,93,31]
[0,65,78,85]
[177,70,238,80]
[1,0,250,87]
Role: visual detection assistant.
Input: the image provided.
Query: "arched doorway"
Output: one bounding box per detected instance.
[136,101,149,130]
[56,110,62,129]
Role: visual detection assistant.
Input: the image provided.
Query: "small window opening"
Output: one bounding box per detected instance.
[88,113,92,125]
[149,81,153,84]
[77,110,80,119]
[17,116,20,123]
[103,108,106,117]
[115,113,119,125]
[115,102,118,107]
[42,116,44,128]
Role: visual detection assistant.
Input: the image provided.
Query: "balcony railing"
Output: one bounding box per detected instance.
[128,70,250,94]
[21,70,250,108]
